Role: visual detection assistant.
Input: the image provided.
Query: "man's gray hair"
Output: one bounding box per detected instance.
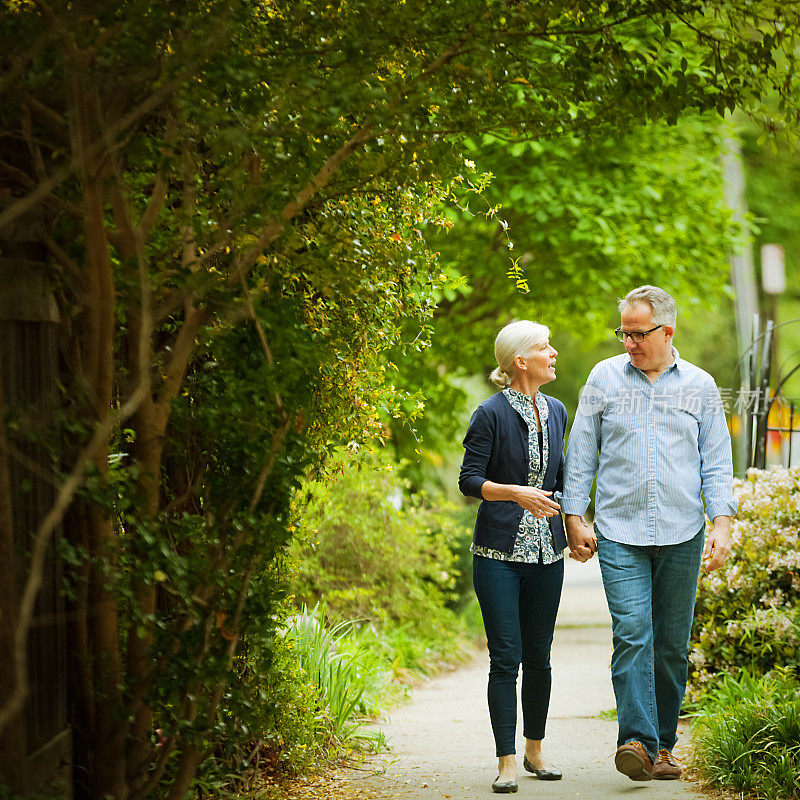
[619,285,677,327]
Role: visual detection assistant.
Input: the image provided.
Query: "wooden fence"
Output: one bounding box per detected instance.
[0,231,71,795]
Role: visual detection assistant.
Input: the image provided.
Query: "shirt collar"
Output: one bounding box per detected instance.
[505,387,535,404]
[623,346,681,374]
[503,388,549,422]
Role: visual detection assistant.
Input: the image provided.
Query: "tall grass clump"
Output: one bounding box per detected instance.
[195,603,388,798]
[692,669,800,800]
[287,607,387,751]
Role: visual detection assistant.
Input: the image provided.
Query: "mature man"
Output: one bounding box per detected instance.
[561,286,736,781]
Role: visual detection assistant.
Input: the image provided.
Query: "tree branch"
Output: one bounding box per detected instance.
[229,122,377,288]
[0,158,82,219]
[0,25,61,97]
[238,272,288,420]
[0,69,187,233]
[248,419,292,515]
[138,112,177,239]
[17,89,66,138]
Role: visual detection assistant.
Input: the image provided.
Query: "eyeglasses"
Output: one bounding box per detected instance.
[614,325,663,344]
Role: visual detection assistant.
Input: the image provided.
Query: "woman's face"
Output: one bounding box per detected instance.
[520,339,558,385]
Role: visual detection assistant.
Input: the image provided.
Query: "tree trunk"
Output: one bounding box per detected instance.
[65,500,94,800]
[126,394,164,789]
[70,57,128,797]
[82,199,127,798]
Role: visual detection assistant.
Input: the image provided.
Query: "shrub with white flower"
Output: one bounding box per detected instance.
[687,466,800,703]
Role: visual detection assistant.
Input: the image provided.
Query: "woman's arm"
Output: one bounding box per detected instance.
[458,406,493,499]
[480,481,561,519]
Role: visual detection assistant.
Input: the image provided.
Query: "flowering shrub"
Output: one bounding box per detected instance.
[688,466,800,703]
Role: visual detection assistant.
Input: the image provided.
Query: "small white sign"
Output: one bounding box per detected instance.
[761,244,786,295]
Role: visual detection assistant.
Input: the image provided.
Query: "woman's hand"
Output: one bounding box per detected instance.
[512,486,561,518]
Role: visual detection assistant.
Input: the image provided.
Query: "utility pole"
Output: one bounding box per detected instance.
[722,136,759,473]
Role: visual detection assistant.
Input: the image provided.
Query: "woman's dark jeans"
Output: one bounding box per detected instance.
[473,554,564,757]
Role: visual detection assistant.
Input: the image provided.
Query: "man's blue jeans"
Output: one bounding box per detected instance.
[473,555,564,757]
[596,529,704,762]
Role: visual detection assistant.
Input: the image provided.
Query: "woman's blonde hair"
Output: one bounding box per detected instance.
[490,320,550,388]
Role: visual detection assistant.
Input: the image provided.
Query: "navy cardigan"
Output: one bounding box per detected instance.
[458,390,567,554]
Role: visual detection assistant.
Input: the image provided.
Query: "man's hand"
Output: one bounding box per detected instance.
[513,486,562,519]
[565,514,597,562]
[703,516,732,573]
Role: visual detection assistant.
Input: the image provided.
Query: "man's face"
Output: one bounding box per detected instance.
[619,303,673,371]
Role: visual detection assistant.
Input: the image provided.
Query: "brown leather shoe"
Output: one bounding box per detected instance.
[653,748,681,780]
[614,741,654,781]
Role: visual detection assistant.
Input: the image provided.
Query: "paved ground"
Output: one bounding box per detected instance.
[335,557,706,800]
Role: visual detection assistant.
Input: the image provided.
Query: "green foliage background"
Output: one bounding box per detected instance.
[390,115,744,487]
[742,127,800,400]
[290,449,474,660]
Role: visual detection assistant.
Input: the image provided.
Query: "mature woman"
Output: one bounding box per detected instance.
[458,320,567,794]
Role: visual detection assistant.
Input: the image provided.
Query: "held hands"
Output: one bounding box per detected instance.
[703,516,732,573]
[513,486,562,519]
[565,514,597,563]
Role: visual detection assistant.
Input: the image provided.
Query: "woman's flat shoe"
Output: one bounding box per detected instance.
[491,776,519,793]
[523,756,562,781]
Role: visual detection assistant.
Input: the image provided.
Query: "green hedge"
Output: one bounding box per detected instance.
[290,450,471,642]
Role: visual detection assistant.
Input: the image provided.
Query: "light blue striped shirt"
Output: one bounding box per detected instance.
[561,349,737,546]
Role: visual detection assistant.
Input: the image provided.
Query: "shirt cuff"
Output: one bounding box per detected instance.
[558,494,589,516]
[706,497,739,520]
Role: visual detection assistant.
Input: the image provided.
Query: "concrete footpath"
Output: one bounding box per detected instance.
[334,557,706,800]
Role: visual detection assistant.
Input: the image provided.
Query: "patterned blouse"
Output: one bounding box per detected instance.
[471,388,563,565]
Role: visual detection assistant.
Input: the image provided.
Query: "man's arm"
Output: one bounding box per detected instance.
[561,380,603,561]
[698,380,737,572]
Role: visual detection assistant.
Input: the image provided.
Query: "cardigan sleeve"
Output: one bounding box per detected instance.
[550,399,566,496]
[458,405,494,500]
